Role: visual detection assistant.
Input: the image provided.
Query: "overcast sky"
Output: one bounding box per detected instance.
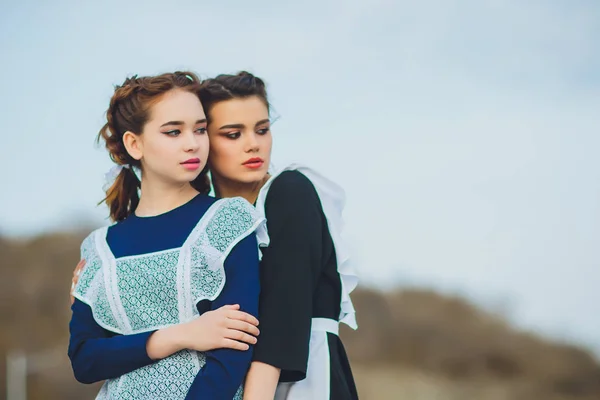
[1,0,599,353]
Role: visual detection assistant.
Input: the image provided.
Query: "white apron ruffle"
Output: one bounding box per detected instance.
[255,163,358,329]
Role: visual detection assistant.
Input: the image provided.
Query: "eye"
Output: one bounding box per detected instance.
[164,130,180,136]
[224,131,241,139]
[195,127,207,134]
[257,127,270,135]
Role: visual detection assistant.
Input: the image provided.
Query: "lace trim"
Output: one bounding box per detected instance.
[186,197,267,310]
[96,226,134,334]
[179,199,227,321]
[73,228,123,333]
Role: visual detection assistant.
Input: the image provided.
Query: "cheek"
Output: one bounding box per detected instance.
[261,135,273,156]
[198,134,210,153]
[143,137,168,159]
[156,139,180,158]
[209,140,238,169]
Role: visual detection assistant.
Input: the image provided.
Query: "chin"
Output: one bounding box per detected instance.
[233,168,268,184]
[180,171,203,182]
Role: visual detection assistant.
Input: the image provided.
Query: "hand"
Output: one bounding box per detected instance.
[147,304,260,360]
[70,259,86,305]
[180,304,260,352]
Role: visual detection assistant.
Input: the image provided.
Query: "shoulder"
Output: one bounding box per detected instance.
[263,170,324,228]
[267,170,319,205]
[80,226,107,253]
[75,227,108,298]
[215,196,259,221]
[205,197,263,246]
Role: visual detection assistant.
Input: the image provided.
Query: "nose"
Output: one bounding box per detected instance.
[245,132,259,153]
[184,130,201,152]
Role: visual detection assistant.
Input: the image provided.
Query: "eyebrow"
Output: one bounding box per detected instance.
[160,119,207,127]
[219,119,271,130]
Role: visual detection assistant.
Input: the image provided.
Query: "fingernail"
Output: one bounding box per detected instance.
[71,282,75,289]
[76,270,81,276]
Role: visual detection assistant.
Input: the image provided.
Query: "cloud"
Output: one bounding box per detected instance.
[0,0,599,352]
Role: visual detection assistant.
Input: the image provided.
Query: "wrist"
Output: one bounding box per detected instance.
[168,322,189,351]
[147,324,187,360]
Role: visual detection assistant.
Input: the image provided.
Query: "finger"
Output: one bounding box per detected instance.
[226,319,260,337]
[70,282,76,306]
[225,329,258,345]
[76,259,86,276]
[226,310,259,326]
[221,338,250,351]
[219,304,240,311]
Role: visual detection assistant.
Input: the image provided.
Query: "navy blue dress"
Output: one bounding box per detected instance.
[68,194,260,399]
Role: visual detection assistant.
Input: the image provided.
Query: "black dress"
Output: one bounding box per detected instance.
[252,167,359,400]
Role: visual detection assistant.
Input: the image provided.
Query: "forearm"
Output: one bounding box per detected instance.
[69,299,157,383]
[146,323,187,360]
[69,331,155,384]
[243,361,281,400]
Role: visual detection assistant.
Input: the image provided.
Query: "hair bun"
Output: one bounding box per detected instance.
[199,71,270,120]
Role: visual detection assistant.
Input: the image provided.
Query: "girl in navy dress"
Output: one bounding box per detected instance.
[68,72,267,399]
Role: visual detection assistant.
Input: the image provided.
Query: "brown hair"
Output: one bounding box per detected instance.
[198,71,270,122]
[98,71,210,222]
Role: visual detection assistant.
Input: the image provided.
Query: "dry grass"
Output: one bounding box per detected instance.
[1,232,599,399]
[352,364,600,400]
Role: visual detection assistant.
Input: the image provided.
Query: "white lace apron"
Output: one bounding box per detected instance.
[255,164,359,400]
[72,197,268,400]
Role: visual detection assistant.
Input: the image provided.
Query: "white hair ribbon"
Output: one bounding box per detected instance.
[102,164,142,192]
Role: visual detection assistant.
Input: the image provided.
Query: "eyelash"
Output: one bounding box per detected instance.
[164,127,207,136]
[223,127,270,140]
[225,132,241,139]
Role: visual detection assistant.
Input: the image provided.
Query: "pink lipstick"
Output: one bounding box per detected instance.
[181,158,201,171]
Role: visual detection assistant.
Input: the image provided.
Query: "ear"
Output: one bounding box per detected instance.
[122,131,143,160]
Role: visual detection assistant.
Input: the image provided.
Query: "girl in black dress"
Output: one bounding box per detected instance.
[199,72,359,400]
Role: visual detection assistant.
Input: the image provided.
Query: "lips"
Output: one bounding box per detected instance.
[181,158,201,170]
[243,157,264,169]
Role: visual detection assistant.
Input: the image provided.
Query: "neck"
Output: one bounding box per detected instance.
[212,173,270,204]
[135,177,199,217]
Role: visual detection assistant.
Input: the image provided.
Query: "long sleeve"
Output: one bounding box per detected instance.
[68,299,156,384]
[252,171,324,382]
[185,233,261,400]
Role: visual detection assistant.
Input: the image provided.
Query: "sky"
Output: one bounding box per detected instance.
[1,0,599,353]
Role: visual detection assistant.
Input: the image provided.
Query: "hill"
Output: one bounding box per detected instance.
[1,232,598,399]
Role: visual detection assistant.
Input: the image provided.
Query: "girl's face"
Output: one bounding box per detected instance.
[125,89,209,187]
[206,95,272,185]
